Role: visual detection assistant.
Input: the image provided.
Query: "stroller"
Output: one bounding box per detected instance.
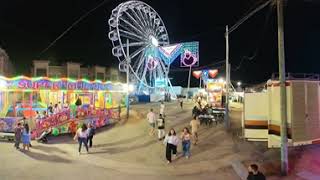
[36,128,52,143]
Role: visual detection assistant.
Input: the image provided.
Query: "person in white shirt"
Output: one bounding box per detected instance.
[147,108,156,136]
[74,124,89,155]
[160,101,165,116]
[156,114,165,140]
[163,128,179,164]
[63,102,69,110]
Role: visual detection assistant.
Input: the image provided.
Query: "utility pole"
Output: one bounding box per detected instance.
[186,65,192,99]
[277,0,288,175]
[225,25,230,129]
[126,39,130,119]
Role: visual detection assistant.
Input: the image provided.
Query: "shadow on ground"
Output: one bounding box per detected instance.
[22,150,72,163]
[92,134,145,148]
[31,145,68,154]
[90,139,157,155]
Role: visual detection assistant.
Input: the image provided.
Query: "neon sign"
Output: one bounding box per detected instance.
[0,76,124,91]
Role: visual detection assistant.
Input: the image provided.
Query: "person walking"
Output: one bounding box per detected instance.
[118,105,121,119]
[156,114,165,140]
[147,108,156,136]
[179,98,183,109]
[21,123,31,151]
[180,127,192,159]
[160,101,165,117]
[74,124,89,155]
[163,128,179,164]
[14,122,22,150]
[87,123,95,148]
[247,164,266,180]
[190,116,200,145]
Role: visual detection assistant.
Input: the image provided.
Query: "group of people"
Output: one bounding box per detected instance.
[14,122,31,151]
[163,120,200,164]
[146,101,201,164]
[50,101,70,115]
[14,119,96,156]
[192,104,215,117]
[35,101,70,121]
[73,123,95,155]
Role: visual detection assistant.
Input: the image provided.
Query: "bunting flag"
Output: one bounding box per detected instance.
[192,70,202,79]
[158,44,182,65]
[208,69,218,78]
[180,41,199,67]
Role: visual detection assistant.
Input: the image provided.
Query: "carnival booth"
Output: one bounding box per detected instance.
[0,76,126,139]
[206,79,225,108]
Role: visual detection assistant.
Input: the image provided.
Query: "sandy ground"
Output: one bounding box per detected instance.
[0,101,318,180]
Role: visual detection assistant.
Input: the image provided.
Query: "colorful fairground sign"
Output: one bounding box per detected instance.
[0,76,125,92]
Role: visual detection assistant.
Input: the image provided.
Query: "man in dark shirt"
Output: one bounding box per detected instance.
[14,123,22,149]
[247,164,266,180]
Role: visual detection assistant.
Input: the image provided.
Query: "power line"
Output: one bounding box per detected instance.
[38,0,112,57]
[233,4,274,71]
[229,0,273,34]
[170,60,226,72]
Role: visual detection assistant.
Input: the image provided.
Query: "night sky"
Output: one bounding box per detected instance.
[0,0,319,87]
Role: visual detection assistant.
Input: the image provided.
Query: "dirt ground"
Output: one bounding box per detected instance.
[0,101,318,180]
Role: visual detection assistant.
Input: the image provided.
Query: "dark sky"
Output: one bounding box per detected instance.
[0,0,320,86]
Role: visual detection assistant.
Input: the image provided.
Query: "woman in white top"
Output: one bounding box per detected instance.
[74,123,89,155]
[163,128,179,163]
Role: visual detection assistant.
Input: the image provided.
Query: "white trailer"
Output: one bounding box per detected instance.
[243,80,320,148]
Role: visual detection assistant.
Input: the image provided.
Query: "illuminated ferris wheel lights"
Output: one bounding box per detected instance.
[150,36,159,47]
[108,1,170,89]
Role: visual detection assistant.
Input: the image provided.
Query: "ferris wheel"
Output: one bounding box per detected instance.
[108,1,170,90]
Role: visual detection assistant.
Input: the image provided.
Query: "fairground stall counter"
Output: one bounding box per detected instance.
[0,76,126,139]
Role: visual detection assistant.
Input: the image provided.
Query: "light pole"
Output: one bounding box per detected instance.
[225,25,230,129]
[126,39,130,119]
[277,0,288,175]
[186,65,192,99]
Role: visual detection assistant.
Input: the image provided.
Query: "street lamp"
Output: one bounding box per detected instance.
[218,78,225,84]
[237,81,241,87]
[128,84,135,93]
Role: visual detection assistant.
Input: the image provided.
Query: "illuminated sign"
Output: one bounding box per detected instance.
[0,76,124,91]
[155,78,166,88]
